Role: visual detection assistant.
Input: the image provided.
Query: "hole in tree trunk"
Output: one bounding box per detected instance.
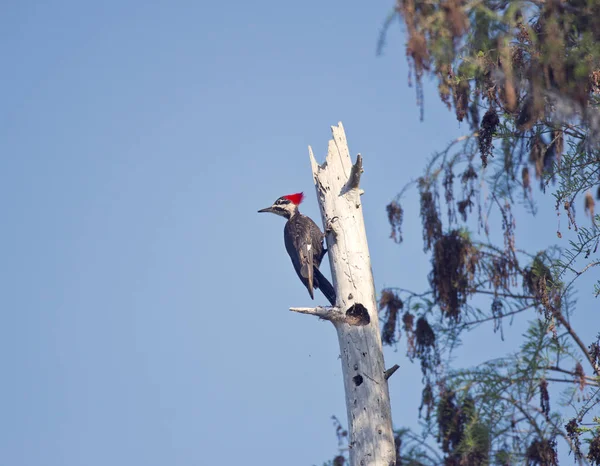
[353,375,364,386]
[346,303,370,326]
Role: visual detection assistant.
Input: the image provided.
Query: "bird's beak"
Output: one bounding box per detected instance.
[258,206,275,214]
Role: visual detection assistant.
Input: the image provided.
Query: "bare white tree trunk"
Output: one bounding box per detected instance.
[290,123,396,466]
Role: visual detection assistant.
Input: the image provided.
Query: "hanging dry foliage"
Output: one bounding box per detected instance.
[574,362,586,391]
[526,438,558,466]
[419,382,434,420]
[443,167,456,223]
[419,182,443,251]
[390,0,600,154]
[588,433,600,465]
[457,198,474,222]
[393,434,402,466]
[490,257,510,292]
[452,78,470,122]
[523,256,554,306]
[386,200,404,243]
[403,311,416,358]
[414,316,439,377]
[491,297,503,316]
[406,32,430,78]
[438,64,454,110]
[498,36,517,112]
[516,87,544,131]
[442,0,468,37]
[436,390,476,457]
[479,108,500,167]
[585,191,595,218]
[460,165,478,185]
[437,389,461,454]
[565,418,583,462]
[529,134,548,180]
[416,316,435,354]
[380,289,404,345]
[430,230,479,321]
[457,165,477,221]
[539,378,550,420]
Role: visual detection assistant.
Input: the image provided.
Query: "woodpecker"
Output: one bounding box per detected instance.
[258,192,336,306]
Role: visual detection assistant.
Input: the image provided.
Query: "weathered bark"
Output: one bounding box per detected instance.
[290,122,396,466]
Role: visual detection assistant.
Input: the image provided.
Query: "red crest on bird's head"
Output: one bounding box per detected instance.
[283,192,304,205]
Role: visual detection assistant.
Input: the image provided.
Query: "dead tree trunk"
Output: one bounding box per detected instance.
[290,122,395,466]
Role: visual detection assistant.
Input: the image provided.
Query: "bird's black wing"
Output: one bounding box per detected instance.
[305,216,326,266]
[284,217,315,299]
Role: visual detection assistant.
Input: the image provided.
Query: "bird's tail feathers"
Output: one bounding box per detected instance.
[301,264,314,299]
[313,267,336,306]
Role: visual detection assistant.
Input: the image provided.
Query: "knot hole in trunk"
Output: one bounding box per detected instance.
[345,303,370,326]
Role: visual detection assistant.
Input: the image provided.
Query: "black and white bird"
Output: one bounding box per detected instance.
[258,192,336,305]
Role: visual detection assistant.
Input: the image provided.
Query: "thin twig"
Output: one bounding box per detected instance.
[552,309,600,375]
[384,364,400,380]
[460,304,535,328]
[543,365,599,382]
[474,289,535,300]
[289,306,345,323]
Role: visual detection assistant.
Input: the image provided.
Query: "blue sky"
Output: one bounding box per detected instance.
[1,1,597,465]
